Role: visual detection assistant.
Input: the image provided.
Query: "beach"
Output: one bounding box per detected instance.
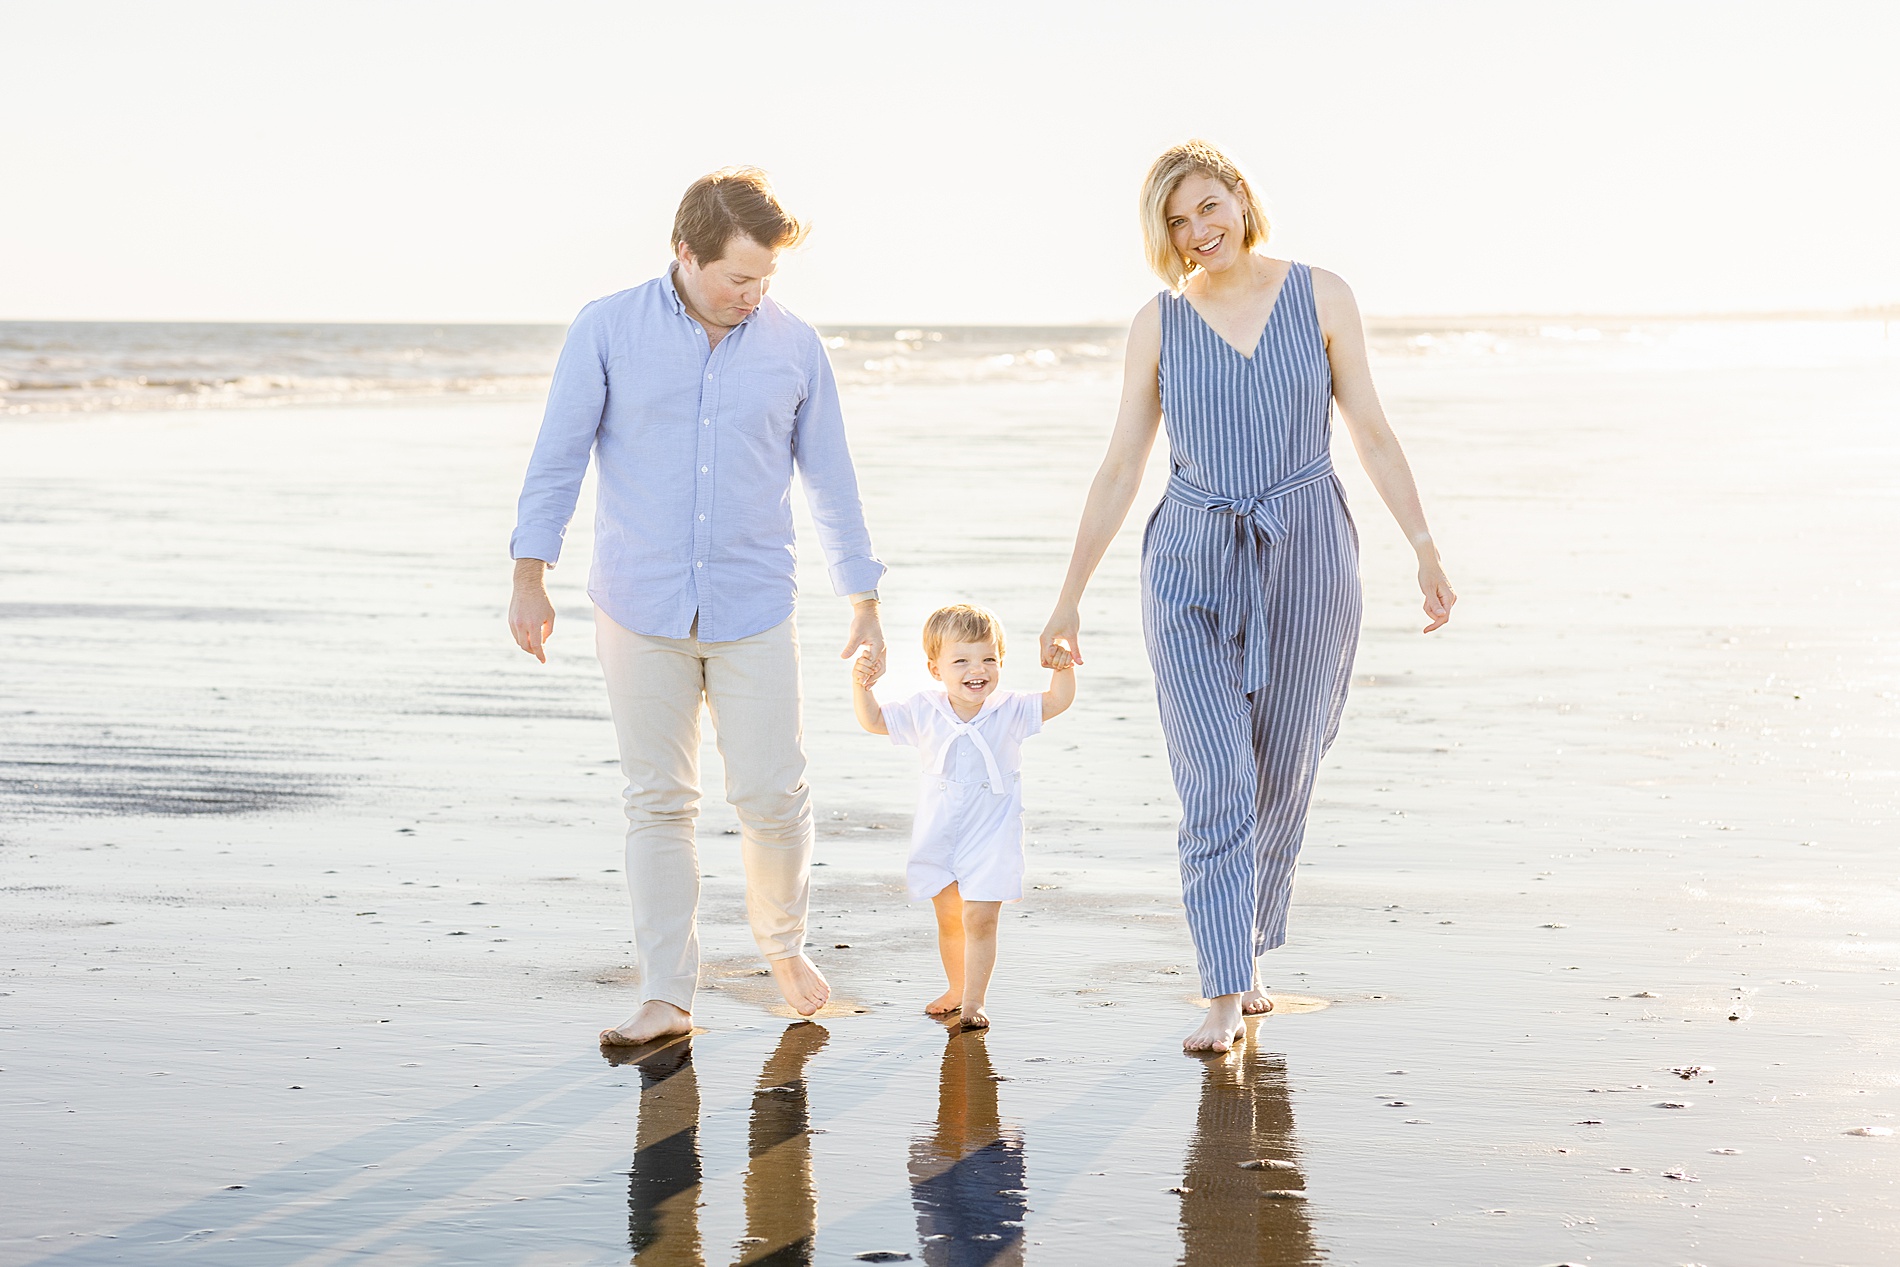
[3,317,1898,1264]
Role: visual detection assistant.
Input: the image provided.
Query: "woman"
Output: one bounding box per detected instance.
[1040,140,1455,1053]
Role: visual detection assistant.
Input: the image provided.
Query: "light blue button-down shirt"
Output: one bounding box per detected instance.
[510,269,884,643]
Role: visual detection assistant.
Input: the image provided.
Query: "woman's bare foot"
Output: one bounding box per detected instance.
[1240,987,1274,1016]
[1183,995,1245,1053]
[925,989,962,1016]
[600,1000,693,1047]
[959,1006,990,1031]
[768,953,831,1016]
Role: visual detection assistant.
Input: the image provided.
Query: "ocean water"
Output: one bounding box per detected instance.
[7,313,1894,416]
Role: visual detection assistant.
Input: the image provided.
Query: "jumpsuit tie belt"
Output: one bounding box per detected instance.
[927,715,1008,795]
[1162,451,1336,697]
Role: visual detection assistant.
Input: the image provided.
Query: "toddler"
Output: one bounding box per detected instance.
[853,603,1074,1028]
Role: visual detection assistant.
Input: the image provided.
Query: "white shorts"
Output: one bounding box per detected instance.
[906,772,1025,903]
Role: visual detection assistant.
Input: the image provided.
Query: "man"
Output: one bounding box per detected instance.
[507,167,885,1046]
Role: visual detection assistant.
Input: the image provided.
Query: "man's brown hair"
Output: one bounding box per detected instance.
[671,166,809,265]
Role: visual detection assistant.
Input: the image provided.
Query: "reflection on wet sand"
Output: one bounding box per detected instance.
[910,1027,1027,1266]
[738,1022,829,1266]
[622,1024,830,1267]
[1179,1040,1321,1266]
[626,1038,703,1265]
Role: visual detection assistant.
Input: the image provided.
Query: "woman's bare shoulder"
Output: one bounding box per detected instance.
[1125,296,1163,347]
[1307,265,1355,301]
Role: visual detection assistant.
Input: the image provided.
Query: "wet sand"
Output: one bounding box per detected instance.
[4,328,1899,1264]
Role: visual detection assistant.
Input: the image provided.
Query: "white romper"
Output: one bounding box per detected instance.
[882,688,1044,902]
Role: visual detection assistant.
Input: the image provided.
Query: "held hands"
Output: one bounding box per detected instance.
[841,601,886,686]
[1039,603,1083,670]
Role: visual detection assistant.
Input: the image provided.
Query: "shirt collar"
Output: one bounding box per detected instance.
[661,261,760,330]
[661,263,687,316]
[928,689,997,726]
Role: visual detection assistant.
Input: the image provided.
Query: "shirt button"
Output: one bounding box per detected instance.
[698,514,705,521]
[702,419,710,426]
[705,373,712,380]
[700,465,708,473]
[695,561,704,568]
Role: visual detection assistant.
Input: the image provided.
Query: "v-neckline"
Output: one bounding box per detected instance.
[1181,261,1295,362]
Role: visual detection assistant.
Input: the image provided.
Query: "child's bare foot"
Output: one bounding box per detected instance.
[959,1006,990,1030]
[1183,995,1245,1053]
[925,989,962,1016]
[1240,987,1274,1015]
[600,1000,693,1047]
[768,953,831,1016]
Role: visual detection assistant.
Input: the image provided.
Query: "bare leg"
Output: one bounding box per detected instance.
[958,900,1003,1030]
[1183,993,1245,1053]
[602,999,695,1047]
[927,885,966,1015]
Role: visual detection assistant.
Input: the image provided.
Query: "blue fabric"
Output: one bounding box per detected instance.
[510,268,884,643]
[1162,449,1336,696]
[1142,262,1362,997]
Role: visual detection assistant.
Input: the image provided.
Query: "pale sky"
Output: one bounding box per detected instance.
[5,1,1897,325]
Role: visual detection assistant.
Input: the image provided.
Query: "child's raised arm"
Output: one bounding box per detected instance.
[1042,644,1076,721]
[852,656,889,735]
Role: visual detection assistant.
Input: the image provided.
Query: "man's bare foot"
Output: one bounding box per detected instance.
[1183,995,1245,1053]
[959,1006,990,1031]
[768,953,831,1017]
[600,1000,693,1047]
[925,989,961,1016]
[1240,987,1274,1016]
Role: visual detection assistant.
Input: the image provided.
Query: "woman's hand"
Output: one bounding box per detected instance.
[1418,556,1456,633]
[1040,602,1083,668]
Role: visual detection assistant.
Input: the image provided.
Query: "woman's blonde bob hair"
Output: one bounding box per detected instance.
[1139,140,1271,291]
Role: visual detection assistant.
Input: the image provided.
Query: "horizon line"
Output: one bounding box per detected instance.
[3,304,1898,330]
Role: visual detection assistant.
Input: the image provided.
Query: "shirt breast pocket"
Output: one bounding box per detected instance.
[735,368,804,441]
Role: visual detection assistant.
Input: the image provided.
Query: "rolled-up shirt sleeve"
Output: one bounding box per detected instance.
[792,334,886,596]
[510,302,608,564]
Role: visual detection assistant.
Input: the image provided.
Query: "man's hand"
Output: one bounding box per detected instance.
[509,559,556,663]
[840,599,885,685]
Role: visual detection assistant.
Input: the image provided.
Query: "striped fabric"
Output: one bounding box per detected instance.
[1140,262,1362,998]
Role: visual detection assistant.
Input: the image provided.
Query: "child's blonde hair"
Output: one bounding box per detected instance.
[922,603,1005,660]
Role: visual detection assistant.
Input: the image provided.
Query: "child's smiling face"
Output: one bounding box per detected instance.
[929,638,1001,709]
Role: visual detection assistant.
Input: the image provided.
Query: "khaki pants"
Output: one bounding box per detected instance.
[595,608,813,1012]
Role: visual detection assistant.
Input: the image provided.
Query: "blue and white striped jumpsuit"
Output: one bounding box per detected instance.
[1141,262,1361,999]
